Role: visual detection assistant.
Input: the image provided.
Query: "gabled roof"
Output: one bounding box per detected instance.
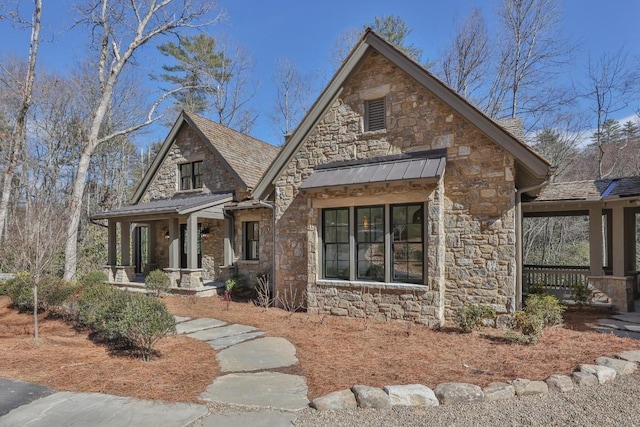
[300,150,446,190]
[132,111,279,204]
[252,29,552,199]
[93,192,233,219]
[531,176,640,202]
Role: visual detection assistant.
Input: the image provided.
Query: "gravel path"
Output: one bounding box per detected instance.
[291,372,640,427]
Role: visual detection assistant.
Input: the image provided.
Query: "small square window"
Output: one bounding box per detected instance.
[365,98,386,132]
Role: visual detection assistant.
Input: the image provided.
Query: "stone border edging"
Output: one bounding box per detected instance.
[309,350,640,411]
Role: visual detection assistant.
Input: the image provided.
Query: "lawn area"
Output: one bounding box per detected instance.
[1,293,638,402]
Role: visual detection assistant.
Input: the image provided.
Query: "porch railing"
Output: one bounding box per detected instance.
[523,264,590,293]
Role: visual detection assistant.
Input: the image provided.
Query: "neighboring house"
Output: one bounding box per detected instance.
[96,29,557,326]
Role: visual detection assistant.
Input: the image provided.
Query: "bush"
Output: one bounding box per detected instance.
[77,284,176,360]
[454,303,496,333]
[4,273,77,313]
[145,270,170,297]
[570,282,593,305]
[526,282,547,295]
[511,310,544,343]
[79,270,108,287]
[227,274,256,300]
[524,293,565,326]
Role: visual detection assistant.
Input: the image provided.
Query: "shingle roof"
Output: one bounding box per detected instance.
[300,150,446,190]
[93,192,233,219]
[186,113,280,189]
[534,176,640,202]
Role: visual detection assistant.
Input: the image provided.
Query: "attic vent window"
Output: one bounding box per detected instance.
[365,98,386,132]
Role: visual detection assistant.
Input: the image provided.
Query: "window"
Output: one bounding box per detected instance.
[245,221,259,260]
[179,161,203,190]
[321,203,424,284]
[365,98,385,131]
[323,208,350,279]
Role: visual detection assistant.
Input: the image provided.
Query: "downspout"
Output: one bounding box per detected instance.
[515,179,550,309]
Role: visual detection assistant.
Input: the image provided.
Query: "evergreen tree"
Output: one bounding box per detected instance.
[368,15,422,62]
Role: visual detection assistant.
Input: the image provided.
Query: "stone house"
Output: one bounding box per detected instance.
[96,29,560,325]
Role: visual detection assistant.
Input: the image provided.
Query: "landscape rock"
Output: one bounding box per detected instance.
[434,383,484,405]
[580,364,617,384]
[511,379,549,396]
[482,382,515,401]
[383,384,439,407]
[595,357,637,375]
[545,375,574,393]
[351,385,391,409]
[310,389,357,411]
[572,371,599,387]
[616,350,640,363]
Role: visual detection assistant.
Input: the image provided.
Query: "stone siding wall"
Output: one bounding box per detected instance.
[142,124,242,202]
[273,50,516,325]
[233,208,274,284]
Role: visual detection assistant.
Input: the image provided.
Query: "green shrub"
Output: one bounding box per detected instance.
[512,310,544,342]
[524,293,565,326]
[526,282,547,295]
[4,273,77,313]
[145,270,170,297]
[227,274,256,299]
[77,284,175,359]
[570,282,593,305]
[454,303,496,333]
[4,272,35,311]
[79,270,108,287]
[115,295,176,361]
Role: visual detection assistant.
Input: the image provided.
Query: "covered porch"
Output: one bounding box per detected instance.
[93,192,235,292]
[522,177,640,312]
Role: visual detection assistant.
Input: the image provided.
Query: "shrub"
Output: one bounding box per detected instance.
[79,270,108,287]
[115,295,176,361]
[77,284,176,359]
[526,282,547,295]
[227,274,255,300]
[4,272,35,311]
[454,303,497,333]
[145,270,171,297]
[512,310,544,343]
[570,282,593,305]
[4,273,77,313]
[524,293,565,326]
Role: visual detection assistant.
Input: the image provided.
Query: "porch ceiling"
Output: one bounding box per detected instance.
[92,191,234,220]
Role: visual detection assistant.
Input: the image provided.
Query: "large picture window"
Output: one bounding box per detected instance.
[245,221,259,260]
[179,160,203,190]
[321,203,425,284]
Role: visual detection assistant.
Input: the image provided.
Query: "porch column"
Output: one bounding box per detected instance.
[612,206,625,276]
[187,213,199,269]
[625,209,636,273]
[168,217,180,269]
[107,219,117,265]
[589,207,604,276]
[148,222,157,266]
[121,221,131,266]
[223,215,234,266]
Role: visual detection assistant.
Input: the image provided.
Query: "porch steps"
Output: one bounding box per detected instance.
[110,280,224,297]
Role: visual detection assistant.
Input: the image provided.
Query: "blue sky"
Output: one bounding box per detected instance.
[1,0,639,147]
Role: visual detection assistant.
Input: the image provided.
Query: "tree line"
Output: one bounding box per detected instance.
[0,0,638,279]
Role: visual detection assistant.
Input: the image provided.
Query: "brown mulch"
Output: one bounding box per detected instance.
[1,294,638,402]
[0,296,218,403]
[165,296,640,399]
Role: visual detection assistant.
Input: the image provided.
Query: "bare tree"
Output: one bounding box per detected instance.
[0,0,41,243]
[582,49,636,178]
[62,0,218,281]
[270,57,313,139]
[437,8,489,100]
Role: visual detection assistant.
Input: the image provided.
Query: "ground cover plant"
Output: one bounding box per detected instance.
[1,292,639,402]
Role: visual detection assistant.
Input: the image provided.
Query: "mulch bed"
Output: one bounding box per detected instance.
[1,294,637,402]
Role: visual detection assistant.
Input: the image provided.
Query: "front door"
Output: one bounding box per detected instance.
[180,223,202,269]
[133,225,149,275]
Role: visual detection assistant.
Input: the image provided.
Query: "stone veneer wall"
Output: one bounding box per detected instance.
[142,123,243,202]
[233,208,274,283]
[273,50,516,325]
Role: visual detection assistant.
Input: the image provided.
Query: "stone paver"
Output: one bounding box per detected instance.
[611,313,640,325]
[174,315,191,324]
[0,379,54,417]
[597,319,640,332]
[195,411,297,427]
[208,331,265,350]
[217,337,298,372]
[0,391,206,427]
[200,372,309,411]
[593,327,640,340]
[188,324,258,341]
[176,318,227,334]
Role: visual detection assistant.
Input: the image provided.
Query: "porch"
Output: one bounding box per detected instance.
[522,177,640,312]
[93,192,236,293]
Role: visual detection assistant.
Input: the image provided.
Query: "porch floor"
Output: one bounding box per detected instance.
[109,279,225,297]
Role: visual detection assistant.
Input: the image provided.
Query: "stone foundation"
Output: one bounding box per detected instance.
[589,276,635,313]
[308,281,442,327]
[104,265,136,284]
